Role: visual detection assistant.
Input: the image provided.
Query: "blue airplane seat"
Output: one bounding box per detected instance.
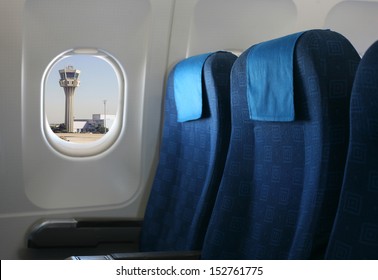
[139,51,237,252]
[201,30,361,259]
[325,41,378,259]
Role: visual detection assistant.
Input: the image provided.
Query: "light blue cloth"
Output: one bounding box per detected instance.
[174,53,213,122]
[247,32,304,121]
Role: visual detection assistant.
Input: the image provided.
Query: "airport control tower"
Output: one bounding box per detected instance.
[59,66,80,133]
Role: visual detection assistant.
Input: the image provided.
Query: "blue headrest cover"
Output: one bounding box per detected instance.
[174,52,213,122]
[246,31,304,122]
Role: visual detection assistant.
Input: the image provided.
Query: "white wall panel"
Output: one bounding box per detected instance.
[325,1,378,55]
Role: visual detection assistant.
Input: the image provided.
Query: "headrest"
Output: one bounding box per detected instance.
[246,31,305,122]
[173,52,213,122]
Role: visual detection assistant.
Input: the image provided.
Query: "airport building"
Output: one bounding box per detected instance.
[50,114,116,133]
[73,114,116,133]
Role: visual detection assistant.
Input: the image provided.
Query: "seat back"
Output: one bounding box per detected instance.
[202,30,360,259]
[326,41,378,259]
[140,52,237,251]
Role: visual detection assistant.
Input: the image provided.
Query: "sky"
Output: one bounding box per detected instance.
[44,54,120,124]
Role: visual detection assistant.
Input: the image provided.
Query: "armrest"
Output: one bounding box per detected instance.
[28,219,143,248]
[67,250,201,260]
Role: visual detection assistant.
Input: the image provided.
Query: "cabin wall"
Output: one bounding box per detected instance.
[1,0,378,259]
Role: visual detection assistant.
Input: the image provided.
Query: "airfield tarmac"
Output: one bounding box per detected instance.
[55,133,104,143]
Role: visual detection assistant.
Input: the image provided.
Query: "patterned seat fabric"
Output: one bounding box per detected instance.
[140,52,237,251]
[202,30,361,259]
[326,41,378,259]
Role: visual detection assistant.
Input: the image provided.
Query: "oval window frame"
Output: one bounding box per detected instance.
[42,48,126,157]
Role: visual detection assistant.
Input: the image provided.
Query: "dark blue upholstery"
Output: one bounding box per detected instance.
[326,41,378,259]
[140,52,237,251]
[202,30,361,259]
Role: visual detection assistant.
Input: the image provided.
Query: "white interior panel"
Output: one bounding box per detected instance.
[187,0,298,55]
[1,0,174,258]
[22,0,151,209]
[324,0,378,55]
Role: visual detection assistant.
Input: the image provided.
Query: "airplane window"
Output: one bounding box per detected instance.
[42,48,126,157]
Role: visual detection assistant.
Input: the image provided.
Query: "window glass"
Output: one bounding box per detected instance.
[44,51,121,143]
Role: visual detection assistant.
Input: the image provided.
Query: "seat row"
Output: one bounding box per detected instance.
[76,29,378,260]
